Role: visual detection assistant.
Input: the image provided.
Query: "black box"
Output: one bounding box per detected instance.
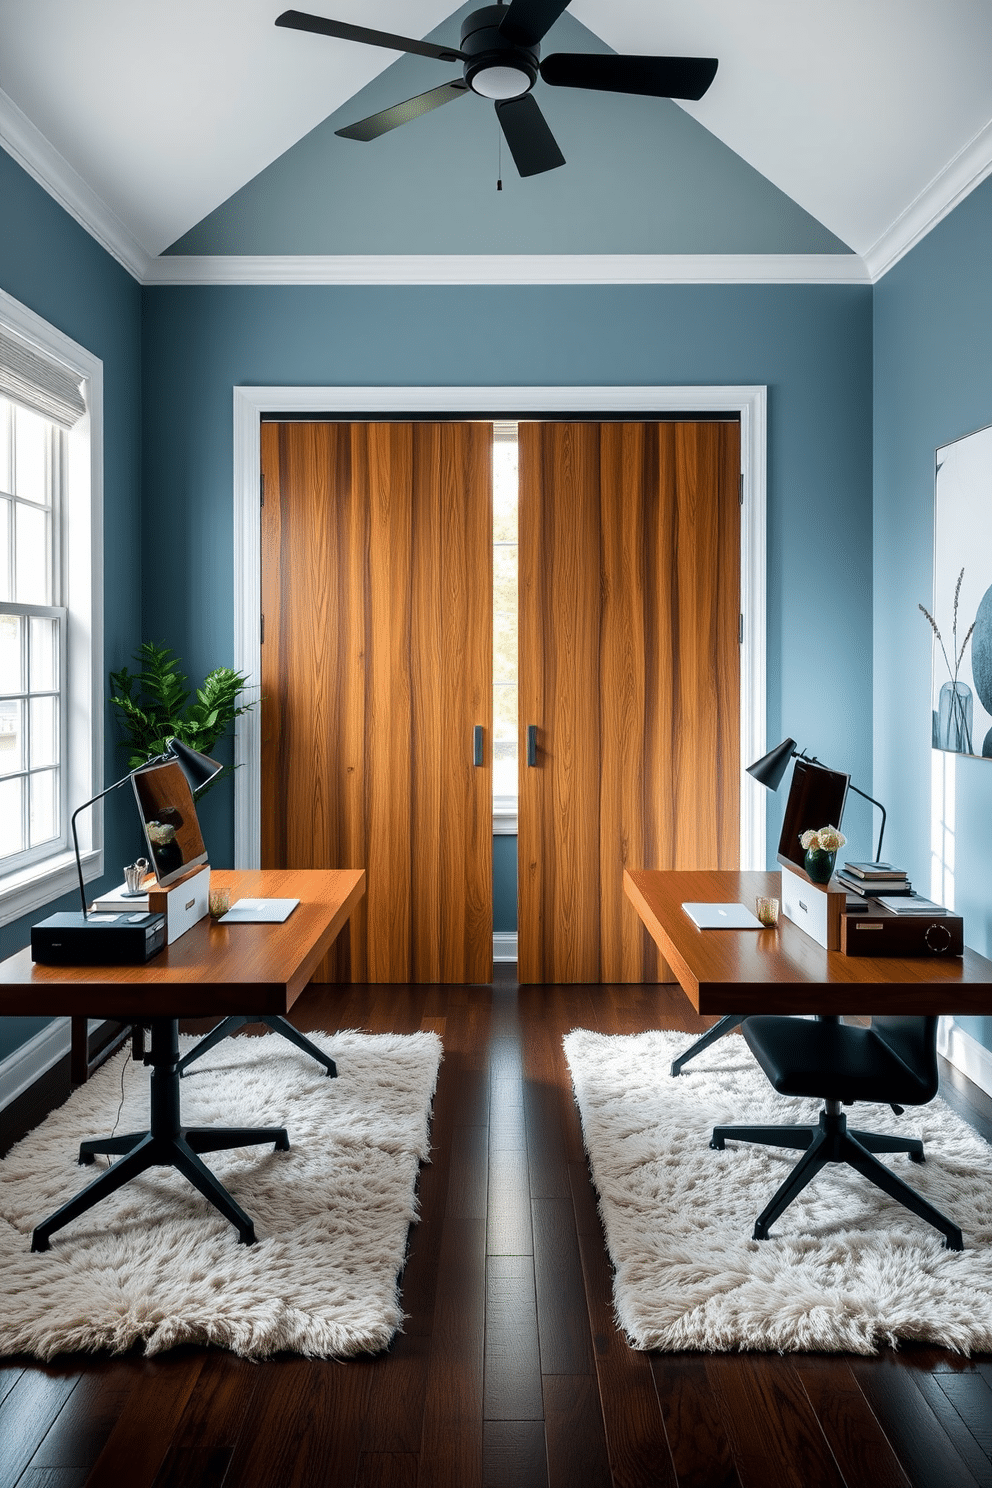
[841,909,963,958]
[31,911,167,966]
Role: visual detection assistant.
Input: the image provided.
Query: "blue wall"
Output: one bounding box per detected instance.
[874,173,992,1052]
[140,280,875,874]
[0,151,143,1061]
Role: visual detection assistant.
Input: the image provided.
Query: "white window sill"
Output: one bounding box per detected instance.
[493,807,518,836]
[0,846,103,928]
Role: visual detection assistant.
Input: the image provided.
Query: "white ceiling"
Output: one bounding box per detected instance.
[2,0,992,263]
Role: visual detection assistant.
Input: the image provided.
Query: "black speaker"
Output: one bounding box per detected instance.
[31,912,167,966]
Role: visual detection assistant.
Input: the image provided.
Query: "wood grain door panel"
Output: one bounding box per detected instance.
[518,421,740,984]
[261,421,492,983]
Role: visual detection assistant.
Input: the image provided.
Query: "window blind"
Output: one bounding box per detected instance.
[0,329,86,429]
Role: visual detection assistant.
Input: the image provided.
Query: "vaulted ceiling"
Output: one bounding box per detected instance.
[2,0,991,279]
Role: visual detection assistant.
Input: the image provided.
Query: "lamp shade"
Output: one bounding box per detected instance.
[166,738,223,795]
[746,737,797,791]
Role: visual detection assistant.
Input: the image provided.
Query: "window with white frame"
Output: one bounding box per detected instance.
[0,297,102,925]
[0,397,68,870]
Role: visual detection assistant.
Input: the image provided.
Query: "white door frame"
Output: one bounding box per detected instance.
[232,384,767,870]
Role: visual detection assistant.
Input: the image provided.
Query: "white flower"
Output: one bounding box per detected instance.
[800,825,846,853]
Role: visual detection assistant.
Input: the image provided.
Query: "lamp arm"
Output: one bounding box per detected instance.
[70,752,168,917]
[845,781,886,864]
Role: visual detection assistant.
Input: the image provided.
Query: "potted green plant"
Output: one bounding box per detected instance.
[109,641,256,789]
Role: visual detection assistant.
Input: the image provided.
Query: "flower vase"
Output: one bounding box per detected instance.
[804,848,836,884]
[936,680,973,754]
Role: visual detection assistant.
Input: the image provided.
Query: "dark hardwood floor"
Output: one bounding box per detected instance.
[2,974,992,1488]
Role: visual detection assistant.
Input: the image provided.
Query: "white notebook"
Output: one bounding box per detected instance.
[681,901,764,930]
[218,897,299,924]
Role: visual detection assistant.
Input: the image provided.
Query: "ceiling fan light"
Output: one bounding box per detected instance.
[470,63,532,99]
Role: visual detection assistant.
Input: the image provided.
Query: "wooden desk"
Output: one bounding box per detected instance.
[624,868,992,1016]
[0,868,365,1251]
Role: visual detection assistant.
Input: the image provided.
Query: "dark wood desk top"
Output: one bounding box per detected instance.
[0,869,365,1019]
[625,868,992,1016]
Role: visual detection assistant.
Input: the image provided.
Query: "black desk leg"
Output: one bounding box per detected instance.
[671,1015,746,1076]
[177,1015,337,1078]
[31,1017,289,1252]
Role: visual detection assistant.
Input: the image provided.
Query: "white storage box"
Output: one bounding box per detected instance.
[147,864,210,944]
[780,863,844,951]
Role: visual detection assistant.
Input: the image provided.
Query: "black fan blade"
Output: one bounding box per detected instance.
[498,0,571,47]
[336,80,469,141]
[496,95,565,178]
[276,10,464,64]
[540,52,718,101]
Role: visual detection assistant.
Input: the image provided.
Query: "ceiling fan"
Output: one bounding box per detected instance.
[275,2,718,178]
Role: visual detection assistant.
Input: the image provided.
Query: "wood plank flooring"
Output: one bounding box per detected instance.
[2,975,992,1488]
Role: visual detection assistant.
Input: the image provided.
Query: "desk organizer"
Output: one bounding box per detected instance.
[147,864,210,944]
[778,859,845,950]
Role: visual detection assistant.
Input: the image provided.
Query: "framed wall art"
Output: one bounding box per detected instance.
[924,421,992,759]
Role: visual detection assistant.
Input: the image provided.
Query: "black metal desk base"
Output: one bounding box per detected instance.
[710,1105,964,1251]
[671,1014,745,1076]
[176,1015,337,1079]
[31,1018,289,1252]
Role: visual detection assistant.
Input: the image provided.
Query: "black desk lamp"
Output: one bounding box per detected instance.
[70,738,222,919]
[747,737,888,864]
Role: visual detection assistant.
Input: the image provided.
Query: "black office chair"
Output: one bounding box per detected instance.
[710,1014,964,1250]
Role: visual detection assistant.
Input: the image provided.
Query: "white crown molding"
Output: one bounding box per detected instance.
[145,251,869,287]
[864,115,992,283]
[0,88,150,283]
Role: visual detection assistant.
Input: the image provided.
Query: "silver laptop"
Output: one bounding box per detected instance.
[682,901,764,930]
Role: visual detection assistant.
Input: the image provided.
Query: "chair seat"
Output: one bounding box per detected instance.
[742,1016,935,1107]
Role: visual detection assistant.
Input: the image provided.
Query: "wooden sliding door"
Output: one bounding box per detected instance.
[260,421,493,983]
[518,421,740,983]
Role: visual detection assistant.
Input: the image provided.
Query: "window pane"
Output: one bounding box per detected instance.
[30,695,58,768]
[0,697,23,776]
[15,502,50,604]
[0,399,11,492]
[30,767,59,847]
[14,405,48,504]
[0,612,22,691]
[29,615,58,691]
[0,497,10,602]
[493,437,518,542]
[0,775,24,857]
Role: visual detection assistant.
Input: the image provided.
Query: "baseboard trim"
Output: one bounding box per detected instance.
[938,1017,992,1100]
[0,1017,70,1110]
[493,932,518,963]
[0,1017,117,1110]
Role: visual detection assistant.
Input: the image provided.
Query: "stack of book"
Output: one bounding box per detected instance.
[837,861,913,897]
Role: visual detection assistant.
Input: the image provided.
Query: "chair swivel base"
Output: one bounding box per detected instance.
[177,1015,337,1078]
[31,1017,289,1253]
[710,1106,964,1251]
[671,1015,745,1076]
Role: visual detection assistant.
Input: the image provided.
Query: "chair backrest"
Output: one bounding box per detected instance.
[871,1016,940,1104]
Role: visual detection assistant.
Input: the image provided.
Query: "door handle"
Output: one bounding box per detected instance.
[527,724,538,767]
[473,725,484,766]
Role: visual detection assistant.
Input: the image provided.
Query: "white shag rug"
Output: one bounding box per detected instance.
[564,1027,992,1355]
[0,1029,442,1360]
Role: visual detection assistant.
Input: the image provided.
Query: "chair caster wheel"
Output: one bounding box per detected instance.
[910,1152,925,1164]
[709,1137,725,1150]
